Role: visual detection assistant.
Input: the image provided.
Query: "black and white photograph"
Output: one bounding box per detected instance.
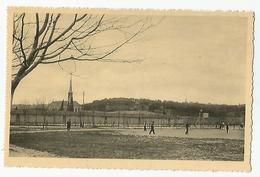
[4,7,253,171]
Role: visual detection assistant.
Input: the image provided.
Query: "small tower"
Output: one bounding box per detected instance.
[67,74,74,112]
[59,99,64,111]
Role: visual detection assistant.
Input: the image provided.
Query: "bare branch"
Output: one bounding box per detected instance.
[41,26,142,64]
[11,12,156,99]
[42,15,105,60]
[39,14,49,35]
[18,13,27,66]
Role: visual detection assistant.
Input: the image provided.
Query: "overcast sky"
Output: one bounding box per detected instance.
[12,13,249,105]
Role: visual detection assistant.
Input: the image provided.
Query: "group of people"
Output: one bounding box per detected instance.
[67,119,231,134]
[220,122,230,133]
[185,122,231,134]
[143,121,231,135]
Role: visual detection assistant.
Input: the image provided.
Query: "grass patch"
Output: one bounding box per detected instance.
[9,130,244,160]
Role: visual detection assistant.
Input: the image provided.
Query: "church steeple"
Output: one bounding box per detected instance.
[67,74,74,112]
[69,74,73,92]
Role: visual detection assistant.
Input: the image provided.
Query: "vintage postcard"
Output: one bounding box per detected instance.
[5,7,254,171]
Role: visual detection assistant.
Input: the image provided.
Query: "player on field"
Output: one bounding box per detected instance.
[226,124,229,133]
[149,121,155,134]
[67,119,71,131]
[185,123,189,134]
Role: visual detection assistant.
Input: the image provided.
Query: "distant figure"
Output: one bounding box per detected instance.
[226,124,229,133]
[222,122,225,129]
[149,121,155,134]
[185,123,189,135]
[144,121,147,131]
[67,119,71,131]
[43,120,48,130]
[80,120,84,128]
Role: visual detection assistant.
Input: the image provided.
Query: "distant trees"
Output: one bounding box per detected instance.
[83,97,245,117]
[12,12,153,103]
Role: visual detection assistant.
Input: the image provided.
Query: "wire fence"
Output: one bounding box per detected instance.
[10,109,245,129]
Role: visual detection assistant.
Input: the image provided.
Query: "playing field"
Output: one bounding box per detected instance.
[9,128,244,161]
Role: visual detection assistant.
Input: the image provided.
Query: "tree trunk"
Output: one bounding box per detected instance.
[11,76,22,106]
[11,90,14,107]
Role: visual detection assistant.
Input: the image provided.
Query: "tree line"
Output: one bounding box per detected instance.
[83,98,245,117]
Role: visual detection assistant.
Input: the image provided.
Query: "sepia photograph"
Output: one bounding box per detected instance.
[5,7,253,171]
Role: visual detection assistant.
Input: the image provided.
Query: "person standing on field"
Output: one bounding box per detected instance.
[185,123,189,135]
[67,119,71,131]
[144,121,147,131]
[226,124,229,133]
[149,121,155,134]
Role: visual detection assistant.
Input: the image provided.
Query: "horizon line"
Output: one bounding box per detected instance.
[12,97,246,106]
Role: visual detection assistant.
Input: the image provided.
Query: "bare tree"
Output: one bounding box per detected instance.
[12,12,154,103]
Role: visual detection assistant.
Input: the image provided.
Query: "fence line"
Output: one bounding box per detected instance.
[10,109,244,128]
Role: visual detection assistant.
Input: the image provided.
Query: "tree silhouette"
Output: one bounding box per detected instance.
[12,12,153,103]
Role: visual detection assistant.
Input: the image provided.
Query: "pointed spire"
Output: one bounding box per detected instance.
[83,91,85,104]
[69,73,73,93]
[67,73,74,112]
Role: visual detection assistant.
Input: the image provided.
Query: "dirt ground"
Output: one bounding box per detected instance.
[9,128,244,160]
[10,127,244,140]
[119,128,244,140]
[9,144,58,157]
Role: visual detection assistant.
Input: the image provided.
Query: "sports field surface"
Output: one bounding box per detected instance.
[9,128,244,161]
